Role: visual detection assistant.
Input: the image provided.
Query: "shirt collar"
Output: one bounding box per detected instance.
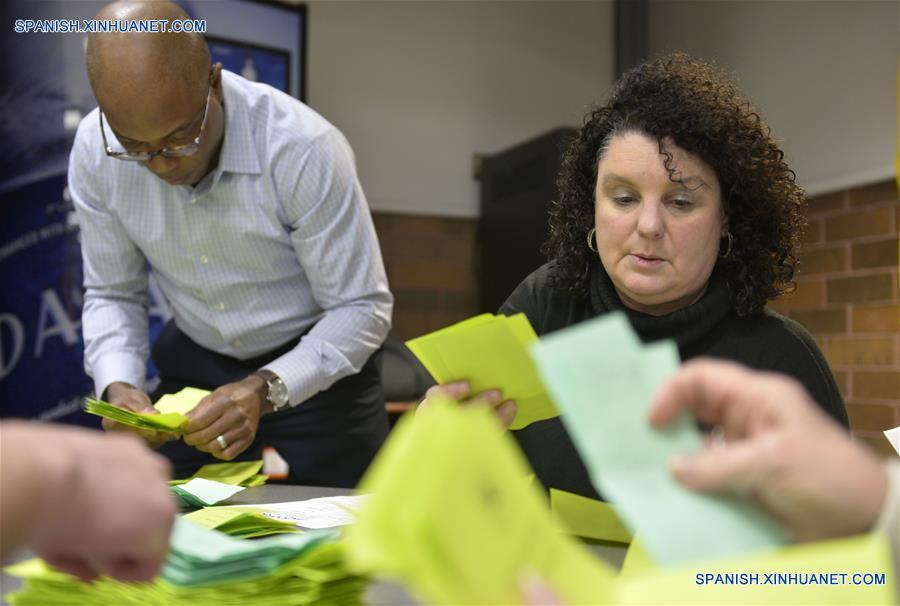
[216,70,262,176]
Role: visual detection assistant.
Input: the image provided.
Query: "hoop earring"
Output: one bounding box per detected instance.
[586,227,598,252]
[719,230,734,259]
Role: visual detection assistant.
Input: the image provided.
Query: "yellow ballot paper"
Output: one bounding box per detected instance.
[185,506,300,539]
[405,313,557,429]
[551,488,632,545]
[615,533,896,605]
[170,460,266,487]
[345,398,615,605]
[84,386,209,433]
[155,387,210,415]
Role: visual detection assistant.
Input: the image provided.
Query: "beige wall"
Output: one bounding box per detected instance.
[649,0,898,197]
[306,0,615,217]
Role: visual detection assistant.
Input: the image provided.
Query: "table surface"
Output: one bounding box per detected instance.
[1,484,627,605]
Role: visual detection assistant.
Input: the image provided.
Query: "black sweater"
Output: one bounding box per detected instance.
[499,261,848,500]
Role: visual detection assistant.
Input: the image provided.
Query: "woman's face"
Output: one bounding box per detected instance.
[594,131,724,316]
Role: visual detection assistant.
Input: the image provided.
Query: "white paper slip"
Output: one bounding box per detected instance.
[177,477,246,505]
[884,426,900,456]
[224,495,369,529]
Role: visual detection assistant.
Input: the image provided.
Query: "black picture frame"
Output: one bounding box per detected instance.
[243,0,307,101]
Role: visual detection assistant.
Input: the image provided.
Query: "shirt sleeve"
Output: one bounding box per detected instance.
[263,129,393,405]
[69,119,150,398]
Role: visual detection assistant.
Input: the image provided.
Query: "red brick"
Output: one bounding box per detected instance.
[806,191,846,213]
[851,237,898,270]
[853,371,900,400]
[826,274,895,304]
[799,245,847,275]
[773,278,825,309]
[789,308,846,334]
[825,207,894,241]
[826,337,895,366]
[852,305,900,333]
[848,180,898,207]
[847,402,897,432]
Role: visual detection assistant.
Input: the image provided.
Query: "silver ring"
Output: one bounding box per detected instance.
[216,434,228,450]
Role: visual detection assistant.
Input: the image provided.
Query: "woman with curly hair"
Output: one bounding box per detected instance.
[422,53,848,499]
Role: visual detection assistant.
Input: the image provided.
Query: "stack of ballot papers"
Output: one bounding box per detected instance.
[170,460,268,488]
[171,478,245,508]
[406,313,557,429]
[83,386,210,432]
[345,400,616,604]
[5,518,367,605]
[184,507,300,539]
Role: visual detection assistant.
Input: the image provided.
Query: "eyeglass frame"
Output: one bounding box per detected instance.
[99,73,214,162]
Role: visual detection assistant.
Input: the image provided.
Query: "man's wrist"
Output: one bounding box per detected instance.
[104,381,140,402]
[252,369,290,412]
[242,373,274,416]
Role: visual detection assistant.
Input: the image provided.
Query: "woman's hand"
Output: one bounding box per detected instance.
[417,380,518,428]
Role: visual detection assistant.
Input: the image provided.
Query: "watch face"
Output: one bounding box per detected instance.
[270,380,289,407]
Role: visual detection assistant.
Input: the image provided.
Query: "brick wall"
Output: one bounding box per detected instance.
[372,212,480,341]
[769,179,899,456]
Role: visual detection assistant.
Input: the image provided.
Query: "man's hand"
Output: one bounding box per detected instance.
[7,423,178,582]
[102,382,177,448]
[649,359,888,542]
[181,375,272,461]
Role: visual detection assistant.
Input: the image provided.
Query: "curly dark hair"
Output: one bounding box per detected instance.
[543,52,805,316]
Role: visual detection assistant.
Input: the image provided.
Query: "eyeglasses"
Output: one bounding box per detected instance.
[99,77,213,162]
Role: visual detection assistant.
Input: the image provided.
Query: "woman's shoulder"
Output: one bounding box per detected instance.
[721,308,848,427]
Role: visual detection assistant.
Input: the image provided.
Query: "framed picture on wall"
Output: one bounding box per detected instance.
[206,35,291,95]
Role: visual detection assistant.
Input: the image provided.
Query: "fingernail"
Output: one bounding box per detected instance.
[484,390,502,403]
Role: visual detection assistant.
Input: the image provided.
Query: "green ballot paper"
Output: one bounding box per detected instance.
[405,313,557,429]
[530,312,786,567]
[345,398,615,605]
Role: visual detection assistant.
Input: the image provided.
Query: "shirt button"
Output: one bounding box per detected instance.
[233,339,243,348]
[200,255,209,264]
[215,302,225,310]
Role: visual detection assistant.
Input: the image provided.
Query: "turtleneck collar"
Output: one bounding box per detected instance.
[588,261,732,347]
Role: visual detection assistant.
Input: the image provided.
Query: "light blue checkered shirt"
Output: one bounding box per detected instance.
[68,70,392,405]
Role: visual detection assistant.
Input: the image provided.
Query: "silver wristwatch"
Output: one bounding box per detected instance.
[256,369,290,411]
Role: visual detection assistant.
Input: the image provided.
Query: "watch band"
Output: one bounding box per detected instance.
[255,369,290,411]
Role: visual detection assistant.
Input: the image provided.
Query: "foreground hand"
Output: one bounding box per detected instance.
[103,382,177,448]
[181,375,270,460]
[648,359,887,542]
[14,423,177,582]
[417,380,518,428]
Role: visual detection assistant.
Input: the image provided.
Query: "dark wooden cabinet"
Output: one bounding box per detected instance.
[477,128,576,313]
